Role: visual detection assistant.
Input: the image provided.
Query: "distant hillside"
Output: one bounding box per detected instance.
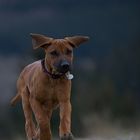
[0,0,140,57]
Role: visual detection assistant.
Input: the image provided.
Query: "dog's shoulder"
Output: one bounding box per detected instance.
[26,60,41,69]
[20,60,42,78]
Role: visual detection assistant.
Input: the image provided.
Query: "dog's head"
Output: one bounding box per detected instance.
[30,33,89,74]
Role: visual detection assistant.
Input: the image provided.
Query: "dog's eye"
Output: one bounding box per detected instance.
[50,50,59,56]
[66,49,72,55]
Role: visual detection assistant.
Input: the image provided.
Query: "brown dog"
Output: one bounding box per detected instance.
[11,34,89,140]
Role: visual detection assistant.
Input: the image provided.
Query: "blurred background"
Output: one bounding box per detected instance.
[0,0,140,140]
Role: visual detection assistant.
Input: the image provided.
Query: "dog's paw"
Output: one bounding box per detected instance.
[32,136,38,140]
[60,133,74,140]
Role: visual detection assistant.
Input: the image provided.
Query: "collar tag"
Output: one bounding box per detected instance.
[66,72,74,80]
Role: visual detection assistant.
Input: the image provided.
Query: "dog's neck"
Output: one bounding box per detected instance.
[41,59,65,79]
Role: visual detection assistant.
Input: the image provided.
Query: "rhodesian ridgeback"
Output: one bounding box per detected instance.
[11,33,89,140]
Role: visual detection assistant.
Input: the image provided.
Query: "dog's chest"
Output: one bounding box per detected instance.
[33,78,71,103]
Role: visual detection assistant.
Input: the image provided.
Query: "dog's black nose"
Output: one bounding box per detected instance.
[60,61,70,72]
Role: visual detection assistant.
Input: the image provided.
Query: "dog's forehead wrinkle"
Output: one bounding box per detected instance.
[52,39,71,51]
[53,39,67,45]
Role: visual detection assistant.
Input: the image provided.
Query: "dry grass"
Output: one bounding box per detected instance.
[12,133,140,140]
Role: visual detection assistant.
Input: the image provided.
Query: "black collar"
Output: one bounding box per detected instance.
[41,59,65,79]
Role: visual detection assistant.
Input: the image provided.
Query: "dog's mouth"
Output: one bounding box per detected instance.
[52,68,73,80]
[52,62,73,79]
[52,67,71,75]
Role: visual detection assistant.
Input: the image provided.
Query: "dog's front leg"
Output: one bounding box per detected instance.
[59,100,74,140]
[30,99,52,140]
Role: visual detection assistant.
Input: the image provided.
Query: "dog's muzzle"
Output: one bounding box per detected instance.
[60,61,70,73]
[57,60,72,74]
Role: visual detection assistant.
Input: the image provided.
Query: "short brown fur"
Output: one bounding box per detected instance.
[11,34,89,140]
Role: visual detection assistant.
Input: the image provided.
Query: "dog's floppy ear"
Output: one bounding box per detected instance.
[30,33,53,49]
[65,36,89,48]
